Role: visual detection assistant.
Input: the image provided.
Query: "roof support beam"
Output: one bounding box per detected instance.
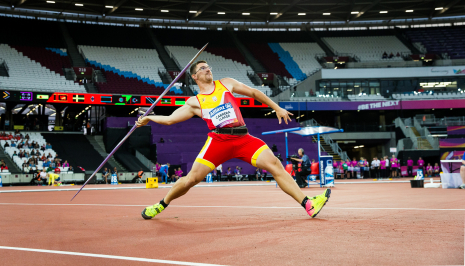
[353,0,382,20]
[271,0,302,20]
[107,0,128,15]
[190,0,216,19]
[431,0,462,18]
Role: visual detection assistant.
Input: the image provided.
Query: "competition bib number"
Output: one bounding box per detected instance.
[209,103,237,128]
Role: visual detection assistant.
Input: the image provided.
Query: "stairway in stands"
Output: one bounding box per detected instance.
[86,135,127,172]
[315,135,342,161]
[59,23,87,67]
[0,61,9,77]
[410,127,433,149]
[0,146,21,173]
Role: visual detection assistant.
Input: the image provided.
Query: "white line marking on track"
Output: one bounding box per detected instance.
[0,180,425,194]
[0,203,464,211]
[0,246,226,266]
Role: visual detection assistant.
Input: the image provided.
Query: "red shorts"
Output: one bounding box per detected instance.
[195,133,269,170]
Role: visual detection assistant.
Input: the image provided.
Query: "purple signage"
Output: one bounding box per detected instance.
[280,99,465,111]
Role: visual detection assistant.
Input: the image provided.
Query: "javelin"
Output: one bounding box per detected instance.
[70,43,209,201]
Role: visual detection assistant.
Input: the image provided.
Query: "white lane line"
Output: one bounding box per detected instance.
[0,203,464,211]
[0,180,424,194]
[0,246,225,266]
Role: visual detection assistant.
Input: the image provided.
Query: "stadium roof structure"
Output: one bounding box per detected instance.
[1,0,465,24]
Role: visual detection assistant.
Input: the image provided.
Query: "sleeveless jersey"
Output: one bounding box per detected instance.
[196,80,245,130]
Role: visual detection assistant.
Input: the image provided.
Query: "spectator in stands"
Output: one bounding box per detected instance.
[31,150,35,156]
[226,167,233,181]
[68,165,74,173]
[4,141,9,148]
[18,142,23,149]
[417,157,425,173]
[28,142,33,149]
[41,144,46,151]
[50,159,56,168]
[47,153,52,159]
[388,52,394,59]
[12,151,17,157]
[35,149,41,156]
[25,134,30,140]
[382,51,388,59]
[46,165,54,173]
[22,161,30,174]
[55,158,61,168]
[0,162,8,172]
[62,160,69,167]
[235,166,243,181]
[43,159,50,168]
[102,168,110,184]
[34,142,39,149]
[25,151,30,158]
[407,157,414,177]
[18,150,24,159]
[11,141,16,147]
[426,163,433,177]
[396,52,401,57]
[216,164,222,182]
[45,143,52,149]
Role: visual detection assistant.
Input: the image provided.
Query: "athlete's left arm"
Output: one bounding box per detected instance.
[220,78,293,124]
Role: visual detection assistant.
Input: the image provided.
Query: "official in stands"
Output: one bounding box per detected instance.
[290,148,311,188]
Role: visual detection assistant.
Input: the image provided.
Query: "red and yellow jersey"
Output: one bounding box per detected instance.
[196,80,245,130]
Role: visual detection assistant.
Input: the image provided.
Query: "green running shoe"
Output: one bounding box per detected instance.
[305,188,331,218]
[141,203,165,219]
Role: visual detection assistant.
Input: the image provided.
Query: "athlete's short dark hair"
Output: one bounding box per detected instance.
[190,60,207,74]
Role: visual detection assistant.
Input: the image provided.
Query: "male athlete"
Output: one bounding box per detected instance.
[136,60,331,219]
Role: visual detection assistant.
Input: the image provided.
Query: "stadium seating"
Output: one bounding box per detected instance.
[0,44,86,92]
[166,46,272,97]
[404,27,465,59]
[12,46,72,76]
[78,45,179,95]
[245,43,293,79]
[322,36,410,62]
[392,92,465,100]
[1,132,63,172]
[276,42,324,78]
[153,28,248,65]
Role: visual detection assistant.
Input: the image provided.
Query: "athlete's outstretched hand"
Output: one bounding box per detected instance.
[276,108,293,125]
[136,116,150,128]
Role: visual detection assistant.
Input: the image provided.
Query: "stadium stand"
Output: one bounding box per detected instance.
[322,36,411,62]
[78,45,180,95]
[404,26,465,59]
[12,46,71,76]
[0,44,86,92]
[348,94,387,101]
[1,132,63,173]
[165,46,272,97]
[392,92,465,100]
[153,28,248,65]
[276,42,324,79]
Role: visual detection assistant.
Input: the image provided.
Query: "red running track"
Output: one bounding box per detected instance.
[0,181,463,265]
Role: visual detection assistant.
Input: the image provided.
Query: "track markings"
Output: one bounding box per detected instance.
[0,246,226,266]
[0,202,464,211]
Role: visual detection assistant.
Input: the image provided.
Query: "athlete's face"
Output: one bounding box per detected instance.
[192,63,213,83]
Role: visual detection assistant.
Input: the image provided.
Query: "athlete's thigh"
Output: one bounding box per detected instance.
[255,148,285,174]
[195,135,233,171]
[188,161,214,183]
[235,134,270,167]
